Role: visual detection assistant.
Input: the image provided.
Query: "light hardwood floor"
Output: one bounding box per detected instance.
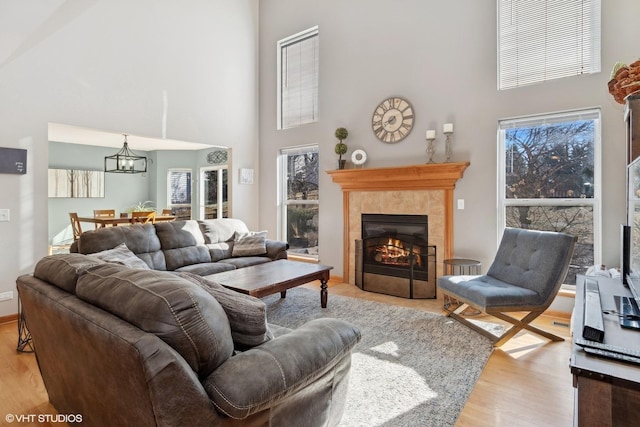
[0,280,574,427]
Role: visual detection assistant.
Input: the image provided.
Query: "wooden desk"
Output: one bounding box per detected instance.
[77,215,175,227]
[571,275,640,427]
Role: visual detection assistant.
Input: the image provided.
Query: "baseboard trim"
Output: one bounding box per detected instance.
[543,309,571,320]
[0,313,18,324]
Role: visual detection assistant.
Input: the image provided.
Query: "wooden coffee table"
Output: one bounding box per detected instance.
[205,260,333,308]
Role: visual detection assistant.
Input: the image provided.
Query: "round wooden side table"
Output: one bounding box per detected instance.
[442,258,482,315]
[443,258,481,276]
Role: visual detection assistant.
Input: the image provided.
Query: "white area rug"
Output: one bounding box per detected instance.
[264,287,495,427]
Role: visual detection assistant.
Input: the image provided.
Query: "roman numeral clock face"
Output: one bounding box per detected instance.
[372,97,414,143]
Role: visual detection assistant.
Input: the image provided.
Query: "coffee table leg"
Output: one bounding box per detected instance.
[280,290,287,299]
[320,278,328,308]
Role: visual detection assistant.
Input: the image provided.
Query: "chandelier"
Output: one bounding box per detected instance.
[104,134,147,174]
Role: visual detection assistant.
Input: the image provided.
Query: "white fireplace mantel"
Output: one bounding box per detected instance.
[327,162,470,283]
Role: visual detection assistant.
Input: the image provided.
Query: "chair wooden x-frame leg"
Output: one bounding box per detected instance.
[443,299,565,347]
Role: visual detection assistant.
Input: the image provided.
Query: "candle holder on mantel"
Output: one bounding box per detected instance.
[443,123,454,162]
[425,130,436,163]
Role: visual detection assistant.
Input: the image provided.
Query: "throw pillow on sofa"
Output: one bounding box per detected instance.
[179,272,274,349]
[76,263,235,377]
[90,242,150,270]
[232,231,267,257]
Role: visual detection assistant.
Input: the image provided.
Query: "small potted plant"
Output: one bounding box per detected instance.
[128,200,155,213]
[334,127,349,169]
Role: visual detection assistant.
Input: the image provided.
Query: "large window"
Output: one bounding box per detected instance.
[277,26,319,130]
[498,109,601,285]
[200,166,229,219]
[278,145,319,259]
[497,0,601,90]
[168,169,192,220]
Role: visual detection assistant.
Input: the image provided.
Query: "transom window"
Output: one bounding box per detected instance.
[498,108,601,285]
[497,0,601,90]
[277,26,319,130]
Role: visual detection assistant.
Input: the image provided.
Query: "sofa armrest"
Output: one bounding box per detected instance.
[203,318,361,419]
[265,239,289,260]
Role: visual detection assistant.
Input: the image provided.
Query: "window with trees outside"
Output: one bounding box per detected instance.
[168,169,192,220]
[200,166,229,219]
[498,109,601,286]
[279,145,319,259]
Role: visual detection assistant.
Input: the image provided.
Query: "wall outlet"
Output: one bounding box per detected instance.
[0,291,14,301]
[0,209,9,222]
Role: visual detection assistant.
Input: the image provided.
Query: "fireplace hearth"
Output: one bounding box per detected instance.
[355,214,436,299]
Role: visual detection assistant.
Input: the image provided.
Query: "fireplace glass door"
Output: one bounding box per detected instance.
[358,214,435,298]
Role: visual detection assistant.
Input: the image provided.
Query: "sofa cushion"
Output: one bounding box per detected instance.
[155,220,212,270]
[206,242,233,262]
[76,223,166,270]
[232,231,267,257]
[175,262,236,276]
[198,218,250,244]
[33,253,105,294]
[180,273,274,348]
[222,257,271,269]
[75,264,234,377]
[91,243,150,270]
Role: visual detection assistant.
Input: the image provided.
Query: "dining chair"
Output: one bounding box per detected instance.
[438,227,577,347]
[69,213,83,241]
[131,211,156,224]
[93,209,116,228]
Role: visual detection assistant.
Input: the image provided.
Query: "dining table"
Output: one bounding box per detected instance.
[76,215,176,228]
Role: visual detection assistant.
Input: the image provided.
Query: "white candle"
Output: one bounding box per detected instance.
[443,123,453,134]
[426,130,436,139]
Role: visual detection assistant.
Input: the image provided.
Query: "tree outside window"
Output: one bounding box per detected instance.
[499,109,601,285]
[279,146,319,259]
[168,169,192,220]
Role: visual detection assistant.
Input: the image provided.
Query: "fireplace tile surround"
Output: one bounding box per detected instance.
[327,162,470,285]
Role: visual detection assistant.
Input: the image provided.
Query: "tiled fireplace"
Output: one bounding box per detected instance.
[327,162,469,287]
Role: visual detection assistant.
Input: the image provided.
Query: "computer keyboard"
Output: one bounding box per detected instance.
[576,337,640,364]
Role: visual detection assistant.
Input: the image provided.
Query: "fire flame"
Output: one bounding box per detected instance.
[373,237,423,267]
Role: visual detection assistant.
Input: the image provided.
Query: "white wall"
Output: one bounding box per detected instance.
[0,0,259,317]
[258,0,640,281]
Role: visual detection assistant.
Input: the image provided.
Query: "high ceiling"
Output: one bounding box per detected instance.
[2,3,219,152]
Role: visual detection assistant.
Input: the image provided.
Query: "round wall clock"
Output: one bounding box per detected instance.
[371,96,414,143]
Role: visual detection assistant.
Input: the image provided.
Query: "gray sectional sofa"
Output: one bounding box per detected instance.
[16,219,361,426]
[71,218,289,274]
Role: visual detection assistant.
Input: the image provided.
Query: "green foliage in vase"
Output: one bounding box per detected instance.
[128,200,155,212]
[334,127,349,162]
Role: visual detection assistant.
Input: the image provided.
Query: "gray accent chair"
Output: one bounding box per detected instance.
[438,227,577,346]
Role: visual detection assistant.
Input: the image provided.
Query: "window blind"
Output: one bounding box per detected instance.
[498,0,601,90]
[278,27,319,129]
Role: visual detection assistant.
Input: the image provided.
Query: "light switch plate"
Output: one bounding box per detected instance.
[457,199,465,210]
[0,209,9,221]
